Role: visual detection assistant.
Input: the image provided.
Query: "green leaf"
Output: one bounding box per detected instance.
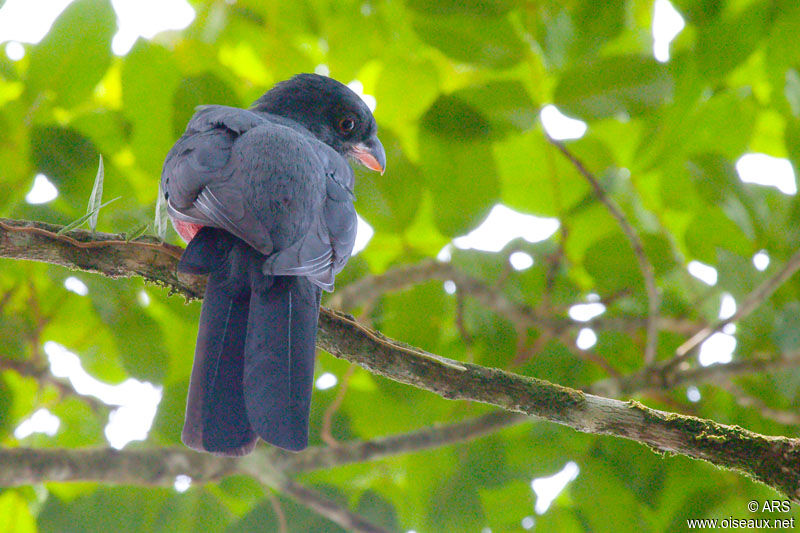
[155,185,169,241]
[355,490,398,532]
[639,89,757,171]
[38,487,170,533]
[575,0,624,39]
[766,9,800,91]
[452,80,537,139]
[418,130,500,236]
[421,94,492,141]
[571,455,656,532]
[406,0,519,16]
[772,302,800,352]
[87,155,104,232]
[785,69,800,118]
[230,496,345,533]
[495,131,593,217]
[374,56,440,127]
[535,507,585,532]
[30,126,99,209]
[70,110,132,155]
[695,1,773,81]
[582,232,674,295]
[462,436,509,487]
[0,491,36,533]
[378,280,448,351]
[25,0,116,107]
[426,473,485,531]
[50,398,104,447]
[354,128,424,232]
[154,490,231,533]
[121,42,181,176]
[686,153,762,242]
[171,73,241,138]
[671,0,723,26]
[124,223,149,242]
[520,338,599,387]
[684,207,752,264]
[57,197,120,235]
[553,55,673,120]
[0,375,14,437]
[150,382,186,446]
[785,118,800,170]
[479,480,534,532]
[411,13,526,68]
[85,278,169,383]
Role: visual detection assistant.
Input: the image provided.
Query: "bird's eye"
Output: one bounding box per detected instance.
[338,117,355,133]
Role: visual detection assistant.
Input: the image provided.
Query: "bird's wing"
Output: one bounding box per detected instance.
[164,105,355,286]
[161,105,275,254]
[324,166,358,276]
[260,149,356,291]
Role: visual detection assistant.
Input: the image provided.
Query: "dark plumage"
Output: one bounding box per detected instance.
[161,74,385,454]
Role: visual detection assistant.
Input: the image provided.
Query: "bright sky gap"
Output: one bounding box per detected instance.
[0,0,195,57]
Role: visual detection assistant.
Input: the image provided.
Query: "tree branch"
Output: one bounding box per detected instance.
[665,248,800,370]
[0,410,523,488]
[2,218,799,501]
[722,382,800,427]
[548,139,662,365]
[278,480,389,533]
[0,218,201,299]
[329,258,561,331]
[592,352,800,398]
[0,446,387,533]
[0,356,108,414]
[328,257,698,336]
[277,410,525,473]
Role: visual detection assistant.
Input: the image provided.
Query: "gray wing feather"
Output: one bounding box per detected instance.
[163,104,358,289]
[324,165,358,277]
[162,106,275,254]
[262,156,357,291]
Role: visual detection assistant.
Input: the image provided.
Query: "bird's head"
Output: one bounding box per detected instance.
[252,73,386,174]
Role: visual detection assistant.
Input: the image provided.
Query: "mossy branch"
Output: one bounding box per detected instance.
[2,217,799,502]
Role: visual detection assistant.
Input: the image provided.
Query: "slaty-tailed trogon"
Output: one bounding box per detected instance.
[161,74,385,455]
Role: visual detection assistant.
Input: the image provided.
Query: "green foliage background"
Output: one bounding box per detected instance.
[1,0,800,530]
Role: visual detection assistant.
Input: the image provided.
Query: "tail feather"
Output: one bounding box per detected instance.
[244,276,321,451]
[179,227,322,454]
[181,271,257,456]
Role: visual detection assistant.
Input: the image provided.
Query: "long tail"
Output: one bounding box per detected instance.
[182,269,257,455]
[244,276,321,452]
[178,227,321,455]
[179,228,257,455]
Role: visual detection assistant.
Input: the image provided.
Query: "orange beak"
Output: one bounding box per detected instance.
[351,138,386,174]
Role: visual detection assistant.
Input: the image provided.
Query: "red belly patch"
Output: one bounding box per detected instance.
[173,220,204,242]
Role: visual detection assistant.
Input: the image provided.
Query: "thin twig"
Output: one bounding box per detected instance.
[547,137,661,365]
[279,479,389,533]
[320,364,356,447]
[665,248,800,371]
[0,356,108,413]
[0,286,18,316]
[0,411,524,487]
[330,259,697,336]
[722,382,800,426]
[592,352,800,398]
[268,493,289,533]
[280,410,524,473]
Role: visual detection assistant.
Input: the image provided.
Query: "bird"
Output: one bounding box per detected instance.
[161,73,385,455]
